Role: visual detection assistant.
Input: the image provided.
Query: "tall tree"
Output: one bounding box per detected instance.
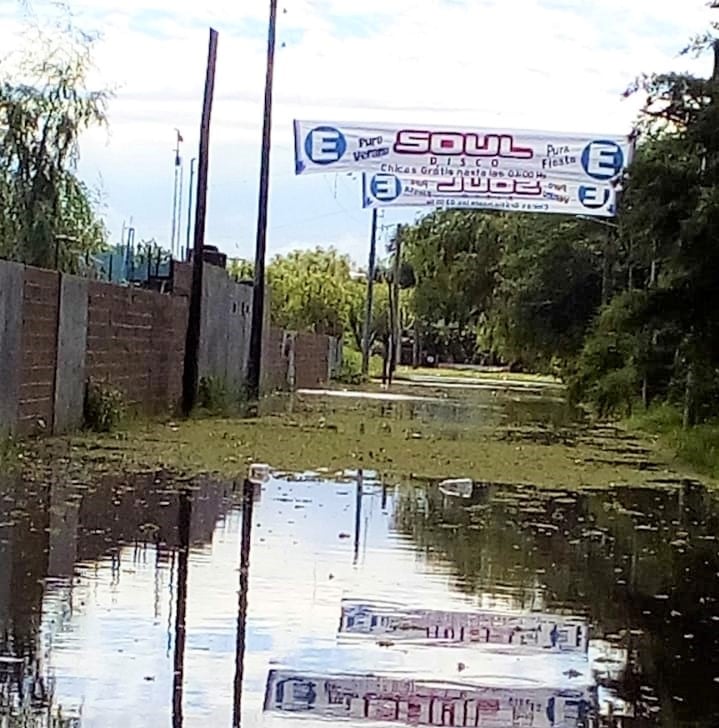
[0,13,110,271]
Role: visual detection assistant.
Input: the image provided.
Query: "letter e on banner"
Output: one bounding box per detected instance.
[579,185,611,210]
[305,126,347,165]
[581,141,623,181]
[370,173,403,202]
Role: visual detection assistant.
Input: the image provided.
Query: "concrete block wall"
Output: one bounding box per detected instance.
[0,258,338,437]
[294,332,332,389]
[86,281,187,413]
[0,263,23,435]
[17,267,60,436]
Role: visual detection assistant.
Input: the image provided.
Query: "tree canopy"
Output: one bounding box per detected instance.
[0,13,110,271]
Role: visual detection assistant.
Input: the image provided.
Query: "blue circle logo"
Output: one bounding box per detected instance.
[578,184,611,209]
[305,126,347,165]
[370,174,402,202]
[581,141,624,181]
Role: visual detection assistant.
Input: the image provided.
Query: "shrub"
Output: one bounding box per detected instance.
[337,347,363,385]
[84,380,126,432]
[198,376,231,414]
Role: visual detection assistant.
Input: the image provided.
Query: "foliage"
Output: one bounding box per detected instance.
[0,10,110,271]
[336,346,363,385]
[228,258,254,280]
[0,436,20,471]
[392,13,719,431]
[84,380,126,433]
[198,376,232,415]
[264,247,358,336]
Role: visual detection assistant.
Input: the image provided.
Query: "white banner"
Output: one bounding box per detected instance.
[264,670,594,727]
[293,120,633,185]
[361,171,618,217]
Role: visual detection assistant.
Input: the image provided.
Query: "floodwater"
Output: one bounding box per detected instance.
[1,467,718,727]
[296,375,578,430]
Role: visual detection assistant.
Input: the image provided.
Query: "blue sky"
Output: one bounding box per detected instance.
[2,0,715,265]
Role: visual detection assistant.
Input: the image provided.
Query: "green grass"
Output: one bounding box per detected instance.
[25,394,683,490]
[0,436,21,473]
[628,403,719,480]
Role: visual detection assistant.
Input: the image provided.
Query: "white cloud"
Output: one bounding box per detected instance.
[3,0,717,261]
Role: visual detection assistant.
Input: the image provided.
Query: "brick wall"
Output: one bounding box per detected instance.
[18,267,60,435]
[86,282,188,413]
[1,259,338,437]
[262,327,290,392]
[294,333,331,389]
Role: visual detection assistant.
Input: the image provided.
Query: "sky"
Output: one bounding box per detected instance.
[1,0,716,265]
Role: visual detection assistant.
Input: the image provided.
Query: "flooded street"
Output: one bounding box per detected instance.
[1,457,718,726]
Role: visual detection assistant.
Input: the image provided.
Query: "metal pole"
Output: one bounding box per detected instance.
[182,29,218,416]
[185,158,197,261]
[171,130,182,258]
[392,225,403,372]
[246,0,279,402]
[361,208,378,377]
[176,159,185,257]
[232,478,255,727]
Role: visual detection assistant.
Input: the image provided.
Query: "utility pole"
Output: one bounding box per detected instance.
[176,158,184,255]
[182,29,218,416]
[185,158,197,261]
[361,208,378,377]
[171,129,183,258]
[247,0,279,402]
[391,225,403,373]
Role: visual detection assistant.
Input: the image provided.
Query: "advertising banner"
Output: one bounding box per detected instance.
[361,171,618,217]
[264,670,595,727]
[293,120,633,187]
[339,600,589,652]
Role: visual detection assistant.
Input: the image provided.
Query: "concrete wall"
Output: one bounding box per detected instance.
[53,275,88,434]
[0,262,23,435]
[18,267,60,435]
[0,259,338,437]
[86,280,188,413]
[200,265,253,394]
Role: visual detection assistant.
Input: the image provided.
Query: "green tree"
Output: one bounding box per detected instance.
[0,14,111,271]
[263,247,357,336]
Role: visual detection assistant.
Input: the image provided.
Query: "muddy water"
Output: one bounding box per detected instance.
[0,471,718,727]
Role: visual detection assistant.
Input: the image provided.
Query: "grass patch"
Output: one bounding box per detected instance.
[27,395,680,490]
[628,402,719,480]
[0,436,20,472]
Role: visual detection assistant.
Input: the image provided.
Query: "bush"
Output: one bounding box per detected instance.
[0,437,19,470]
[198,376,231,414]
[84,380,126,432]
[337,347,363,385]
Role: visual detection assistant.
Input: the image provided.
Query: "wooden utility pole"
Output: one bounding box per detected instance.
[232,478,256,727]
[391,225,403,375]
[182,29,218,415]
[361,209,378,377]
[172,488,192,728]
[247,0,279,402]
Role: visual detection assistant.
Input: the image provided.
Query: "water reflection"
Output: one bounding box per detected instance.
[0,471,717,727]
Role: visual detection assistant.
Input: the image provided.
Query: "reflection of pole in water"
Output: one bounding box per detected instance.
[172,488,192,728]
[232,479,255,727]
[354,471,363,563]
